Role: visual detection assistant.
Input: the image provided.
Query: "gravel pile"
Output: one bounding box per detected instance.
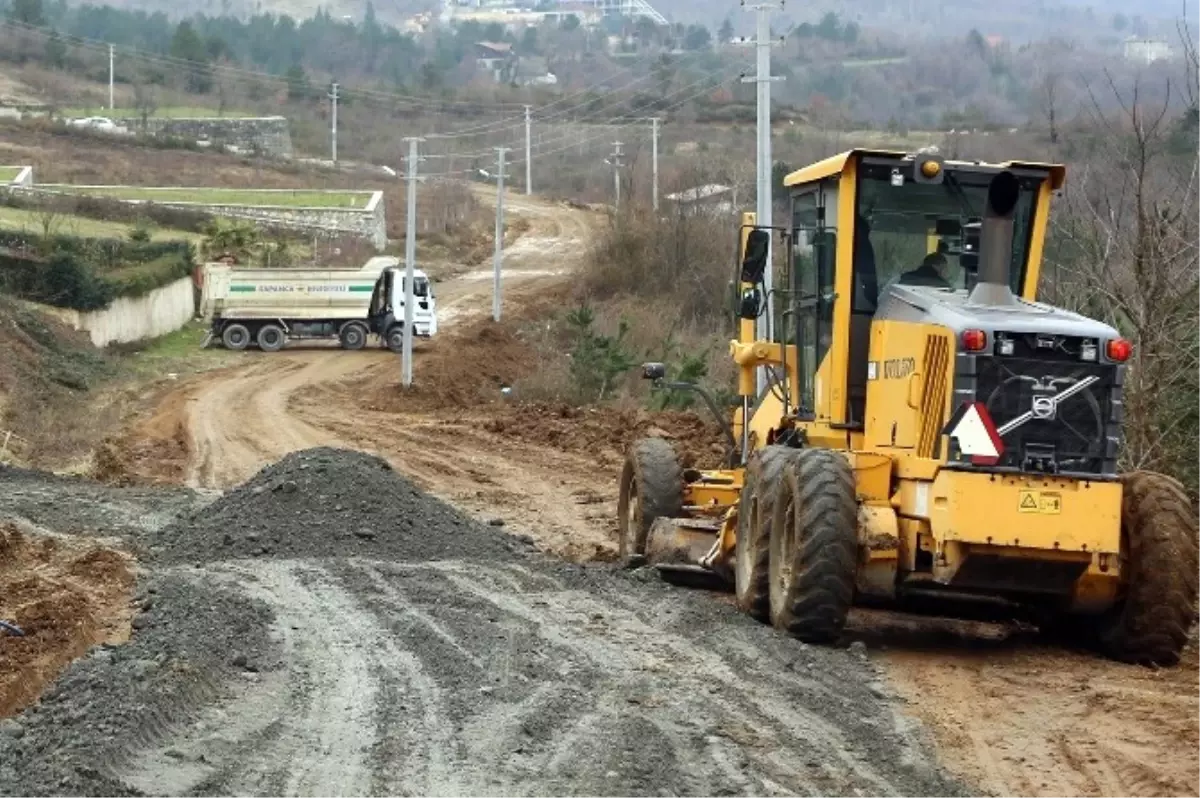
[0,572,278,797]
[155,448,525,565]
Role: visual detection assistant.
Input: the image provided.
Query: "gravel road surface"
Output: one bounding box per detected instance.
[0,449,965,797]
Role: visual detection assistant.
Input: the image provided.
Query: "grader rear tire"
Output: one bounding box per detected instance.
[768,449,858,643]
[735,446,799,622]
[1094,471,1199,666]
[617,438,683,563]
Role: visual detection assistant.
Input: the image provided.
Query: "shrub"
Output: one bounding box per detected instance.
[564,302,637,402]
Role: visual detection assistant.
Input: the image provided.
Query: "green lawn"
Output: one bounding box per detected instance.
[62,106,258,119]
[0,206,203,242]
[0,166,25,183]
[44,185,373,209]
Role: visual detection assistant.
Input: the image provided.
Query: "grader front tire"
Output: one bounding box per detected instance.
[768,449,859,644]
[616,438,683,563]
[1095,471,1199,666]
[735,446,799,622]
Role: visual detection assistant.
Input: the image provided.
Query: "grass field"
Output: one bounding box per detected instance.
[0,166,25,182]
[62,107,258,119]
[0,206,204,242]
[42,185,374,209]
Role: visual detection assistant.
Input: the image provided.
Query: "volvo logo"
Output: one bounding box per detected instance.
[1031,395,1057,420]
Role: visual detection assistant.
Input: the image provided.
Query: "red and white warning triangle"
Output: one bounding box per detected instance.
[943,402,1005,465]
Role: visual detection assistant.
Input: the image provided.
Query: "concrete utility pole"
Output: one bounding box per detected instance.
[401,136,422,388]
[492,147,508,322]
[108,44,115,110]
[609,140,624,211]
[650,117,661,212]
[740,0,784,396]
[329,82,340,163]
[524,105,533,195]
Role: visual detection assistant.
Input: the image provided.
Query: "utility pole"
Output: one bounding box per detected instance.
[524,105,533,195]
[650,117,661,212]
[740,0,784,396]
[329,81,339,163]
[608,140,624,211]
[108,44,115,111]
[492,147,508,322]
[401,137,422,388]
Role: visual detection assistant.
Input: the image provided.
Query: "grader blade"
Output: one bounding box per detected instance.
[644,517,730,591]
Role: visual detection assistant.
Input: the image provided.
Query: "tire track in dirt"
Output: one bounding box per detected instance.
[120,561,385,797]
[859,611,1200,797]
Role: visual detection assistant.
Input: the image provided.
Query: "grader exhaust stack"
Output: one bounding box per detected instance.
[967,170,1021,307]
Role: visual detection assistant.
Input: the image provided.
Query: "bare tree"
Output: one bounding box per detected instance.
[1045,55,1199,488]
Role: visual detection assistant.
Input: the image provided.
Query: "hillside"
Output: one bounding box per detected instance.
[39,0,1186,35]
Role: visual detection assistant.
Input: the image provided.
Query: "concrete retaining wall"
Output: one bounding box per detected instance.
[2,166,33,187]
[39,276,195,347]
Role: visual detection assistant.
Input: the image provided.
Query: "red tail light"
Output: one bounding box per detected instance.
[961,329,987,352]
[1106,338,1132,362]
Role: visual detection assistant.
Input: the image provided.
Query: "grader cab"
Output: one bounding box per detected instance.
[617,149,1198,665]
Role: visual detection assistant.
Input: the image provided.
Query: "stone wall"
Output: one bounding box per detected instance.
[191,193,387,250]
[139,116,293,159]
[23,186,388,251]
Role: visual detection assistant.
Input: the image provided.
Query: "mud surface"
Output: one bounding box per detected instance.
[0,449,965,797]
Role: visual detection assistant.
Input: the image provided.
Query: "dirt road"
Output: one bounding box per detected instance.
[129,190,617,562]
[873,616,1199,797]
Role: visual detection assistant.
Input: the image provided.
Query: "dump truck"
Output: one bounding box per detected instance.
[619,149,1199,665]
[199,256,437,352]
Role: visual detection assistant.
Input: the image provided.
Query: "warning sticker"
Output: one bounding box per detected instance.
[1018,490,1062,514]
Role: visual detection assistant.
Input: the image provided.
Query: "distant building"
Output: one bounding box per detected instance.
[1124,37,1172,63]
[664,183,738,216]
[475,41,516,82]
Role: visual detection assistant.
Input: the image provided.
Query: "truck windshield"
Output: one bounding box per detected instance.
[399,276,429,297]
[852,164,1043,312]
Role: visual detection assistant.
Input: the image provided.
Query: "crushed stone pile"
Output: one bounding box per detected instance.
[155,447,527,565]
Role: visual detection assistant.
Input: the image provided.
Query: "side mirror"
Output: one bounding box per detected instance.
[642,362,666,381]
[740,228,770,283]
[738,287,761,320]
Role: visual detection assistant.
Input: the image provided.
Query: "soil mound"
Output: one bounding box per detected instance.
[157,447,524,565]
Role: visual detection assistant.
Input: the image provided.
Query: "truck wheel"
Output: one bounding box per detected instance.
[257,324,286,352]
[339,323,367,350]
[386,326,405,353]
[222,323,251,351]
[617,438,683,562]
[1093,471,1199,666]
[735,445,799,622]
[768,449,858,643]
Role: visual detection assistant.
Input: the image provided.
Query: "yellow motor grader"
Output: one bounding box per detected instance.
[617,149,1198,665]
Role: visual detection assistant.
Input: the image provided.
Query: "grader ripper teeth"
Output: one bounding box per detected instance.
[617,148,1199,666]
